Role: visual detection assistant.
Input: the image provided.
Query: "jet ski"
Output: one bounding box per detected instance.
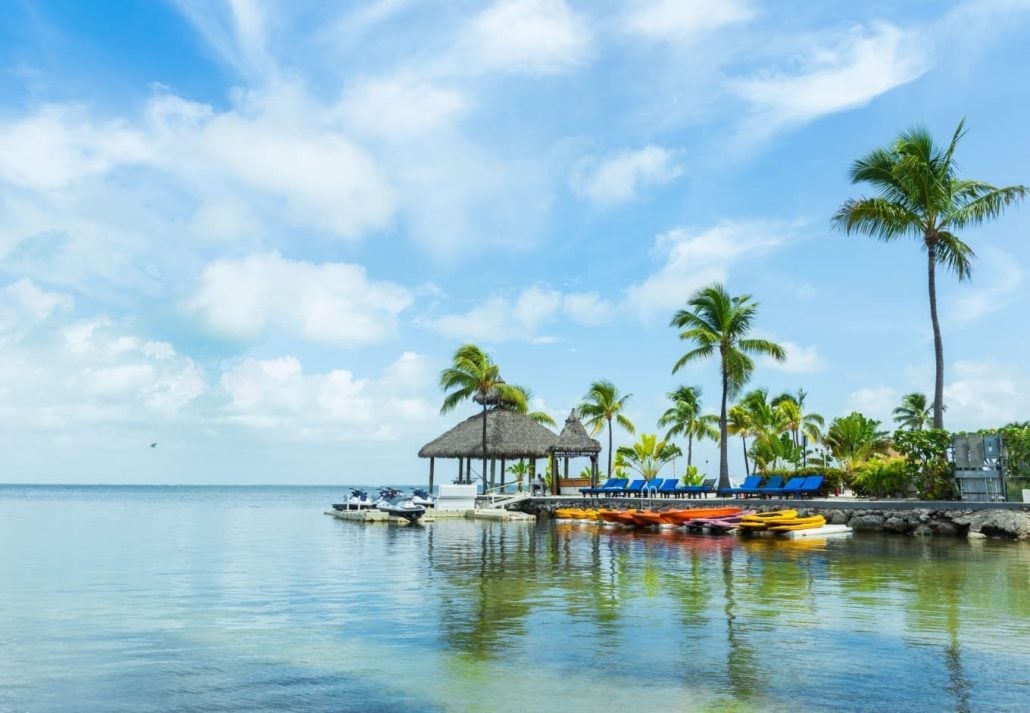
[411,488,436,508]
[375,487,426,524]
[332,488,375,511]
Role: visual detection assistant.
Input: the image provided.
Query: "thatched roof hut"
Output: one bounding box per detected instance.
[419,408,557,459]
[550,409,601,457]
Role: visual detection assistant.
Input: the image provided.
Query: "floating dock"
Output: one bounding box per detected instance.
[324,508,535,525]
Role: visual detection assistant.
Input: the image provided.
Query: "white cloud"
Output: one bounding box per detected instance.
[625,0,754,43]
[3,279,73,321]
[339,75,467,140]
[428,285,612,342]
[571,145,682,205]
[944,359,1030,430]
[732,22,930,141]
[459,0,592,75]
[950,248,1023,321]
[218,351,436,440]
[763,341,827,374]
[624,220,792,320]
[846,386,899,425]
[186,253,413,346]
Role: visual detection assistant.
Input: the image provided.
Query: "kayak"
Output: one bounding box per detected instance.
[660,507,744,525]
[597,510,623,524]
[768,516,827,532]
[615,510,639,526]
[691,510,757,532]
[781,524,853,539]
[630,510,666,527]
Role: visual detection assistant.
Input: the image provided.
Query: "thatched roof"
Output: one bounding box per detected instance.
[418,408,558,459]
[551,409,601,456]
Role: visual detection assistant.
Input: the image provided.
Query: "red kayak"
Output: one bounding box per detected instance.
[661,507,743,525]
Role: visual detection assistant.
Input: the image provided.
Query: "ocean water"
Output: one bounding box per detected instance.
[2,485,1029,712]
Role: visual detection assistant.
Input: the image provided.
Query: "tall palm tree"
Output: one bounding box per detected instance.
[579,380,635,479]
[893,392,936,431]
[834,120,1026,428]
[671,284,786,491]
[657,385,718,469]
[440,344,526,482]
[772,388,825,448]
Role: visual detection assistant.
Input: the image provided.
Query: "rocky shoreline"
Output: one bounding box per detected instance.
[514,499,1030,540]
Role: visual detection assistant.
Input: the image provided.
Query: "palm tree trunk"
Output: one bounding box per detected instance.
[928,245,945,429]
[607,416,613,479]
[719,366,730,491]
[687,433,693,468]
[741,435,750,476]
[481,402,488,485]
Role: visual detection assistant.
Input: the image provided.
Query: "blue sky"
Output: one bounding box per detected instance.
[2,0,1029,485]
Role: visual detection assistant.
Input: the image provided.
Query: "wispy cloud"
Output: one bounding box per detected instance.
[950,247,1023,322]
[624,0,754,44]
[570,145,682,206]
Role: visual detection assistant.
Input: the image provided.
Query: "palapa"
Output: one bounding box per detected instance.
[550,409,601,457]
[418,408,557,459]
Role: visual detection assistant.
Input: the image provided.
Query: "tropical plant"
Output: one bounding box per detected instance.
[893,428,956,499]
[852,457,911,498]
[681,464,704,487]
[615,433,682,481]
[579,380,635,480]
[440,344,526,482]
[670,284,786,491]
[892,392,935,431]
[726,404,754,476]
[834,120,1027,428]
[772,388,825,448]
[657,385,718,469]
[823,412,890,474]
[506,460,530,492]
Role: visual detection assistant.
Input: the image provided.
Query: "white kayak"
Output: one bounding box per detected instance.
[781,524,853,539]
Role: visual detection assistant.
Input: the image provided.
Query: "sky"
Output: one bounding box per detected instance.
[1,0,1029,485]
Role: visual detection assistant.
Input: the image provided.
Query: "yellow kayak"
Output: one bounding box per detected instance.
[739,509,798,522]
[769,516,827,532]
[554,508,581,519]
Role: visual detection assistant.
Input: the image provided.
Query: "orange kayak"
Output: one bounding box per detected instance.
[661,507,743,525]
[630,510,666,527]
[597,510,623,524]
[615,510,639,526]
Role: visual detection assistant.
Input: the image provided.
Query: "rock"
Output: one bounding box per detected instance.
[849,514,885,532]
[950,509,1030,540]
[883,516,910,534]
[967,531,987,540]
[827,509,849,525]
[912,524,934,537]
[932,521,959,537]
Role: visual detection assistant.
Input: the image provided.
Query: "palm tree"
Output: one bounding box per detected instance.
[615,433,682,481]
[824,412,890,474]
[579,380,635,479]
[726,405,753,476]
[498,384,557,427]
[671,284,786,491]
[772,388,825,449]
[657,385,718,469]
[440,344,526,482]
[893,392,935,431]
[834,120,1026,428]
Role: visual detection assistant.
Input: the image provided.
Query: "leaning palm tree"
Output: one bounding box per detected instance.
[834,120,1026,428]
[657,385,718,469]
[579,380,635,480]
[440,344,526,482]
[671,284,786,491]
[893,392,936,431]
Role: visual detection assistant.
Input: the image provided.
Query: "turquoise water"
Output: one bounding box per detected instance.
[2,486,1029,712]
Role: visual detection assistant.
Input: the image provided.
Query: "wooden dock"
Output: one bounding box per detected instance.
[324,508,535,524]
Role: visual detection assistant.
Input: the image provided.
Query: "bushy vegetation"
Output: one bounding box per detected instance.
[892,428,956,500]
[851,457,911,498]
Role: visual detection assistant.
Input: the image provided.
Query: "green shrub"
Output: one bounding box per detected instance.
[892,428,957,500]
[681,464,704,486]
[852,457,910,498]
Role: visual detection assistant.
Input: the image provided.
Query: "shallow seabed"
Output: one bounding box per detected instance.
[2,485,1029,712]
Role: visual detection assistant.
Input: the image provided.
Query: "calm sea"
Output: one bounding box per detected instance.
[1,485,1029,712]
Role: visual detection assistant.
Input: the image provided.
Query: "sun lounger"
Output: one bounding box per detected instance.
[580,477,623,497]
[677,478,716,499]
[757,476,786,497]
[718,475,764,498]
[654,478,681,497]
[797,475,825,498]
[622,479,646,496]
[759,476,807,498]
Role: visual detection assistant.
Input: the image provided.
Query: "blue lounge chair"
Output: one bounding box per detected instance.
[655,478,681,497]
[678,478,716,499]
[622,479,646,496]
[798,475,825,498]
[718,475,763,498]
[757,476,786,497]
[580,477,621,497]
[760,476,806,498]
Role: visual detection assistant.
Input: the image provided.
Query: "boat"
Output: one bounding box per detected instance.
[375,487,426,524]
[597,509,623,524]
[615,510,639,526]
[780,524,853,539]
[411,488,436,508]
[690,510,757,532]
[661,506,743,525]
[768,516,827,532]
[332,488,375,511]
[737,510,799,530]
[554,507,581,520]
[630,510,667,527]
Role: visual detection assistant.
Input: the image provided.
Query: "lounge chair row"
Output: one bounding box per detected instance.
[718,475,825,499]
[580,477,717,499]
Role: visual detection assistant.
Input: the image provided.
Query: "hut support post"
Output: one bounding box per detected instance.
[429,457,435,492]
[551,455,558,495]
[500,458,506,490]
[564,457,569,480]
[592,456,598,488]
[458,458,464,483]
